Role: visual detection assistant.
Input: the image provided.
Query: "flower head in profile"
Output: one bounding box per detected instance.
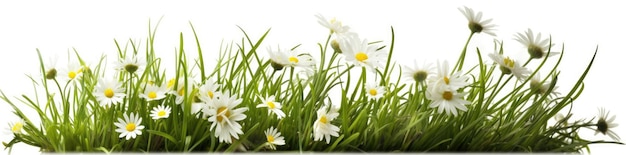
[529,73,560,97]
[150,105,171,120]
[207,93,248,143]
[426,85,471,116]
[595,108,620,141]
[44,55,58,80]
[267,47,316,71]
[8,119,25,134]
[458,6,497,36]
[115,55,146,74]
[256,95,286,119]
[364,82,386,100]
[315,14,350,35]
[93,78,126,107]
[488,52,531,81]
[514,29,559,59]
[339,35,388,72]
[403,60,433,83]
[114,113,145,140]
[140,83,167,101]
[313,105,340,144]
[428,60,470,91]
[263,126,286,150]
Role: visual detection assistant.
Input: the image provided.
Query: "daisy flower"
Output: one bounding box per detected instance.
[114,113,145,140]
[8,119,25,134]
[150,105,171,120]
[403,60,433,83]
[44,55,58,80]
[207,93,248,143]
[115,55,146,74]
[169,78,194,105]
[140,83,168,101]
[514,28,559,59]
[267,46,316,71]
[313,105,340,144]
[315,14,350,35]
[488,52,531,81]
[595,108,620,141]
[256,95,286,119]
[339,35,388,72]
[364,82,386,100]
[428,60,470,91]
[263,126,286,150]
[59,62,85,83]
[426,85,471,116]
[198,79,221,103]
[93,77,126,107]
[529,73,560,97]
[458,6,497,36]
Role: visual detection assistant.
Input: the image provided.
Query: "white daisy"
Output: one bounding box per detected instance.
[426,85,471,116]
[267,47,316,71]
[514,28,559,59]
[115,55,146,74]
[140,83,168,101]
[93,77,126,107]
[428,60,470,90]
[529,73,560,97]
[169,78,194,105]
[339,35,388,72]
[198,79,221,103]
[403,60,433,83]
[114,113,145,140]
[207,93,248,143]
[44,54,58,80]
[595,108,620,141]
[8,119,25,134]
[263,126,286,150]
[458,6,497,36]
[488,52,531,81]
[256,95,286,119]
[59,62,87,84]
[364,82,386,100]
[150,105,171,120]
[315,14,350,35]
[313,105,340,144]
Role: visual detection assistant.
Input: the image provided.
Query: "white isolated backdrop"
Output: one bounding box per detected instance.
[1,0,624,154]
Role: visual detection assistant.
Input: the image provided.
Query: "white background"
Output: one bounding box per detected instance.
[1,0,624,154]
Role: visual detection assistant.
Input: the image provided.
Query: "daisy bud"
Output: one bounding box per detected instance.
[46,68,57,80]
[331,40,342,54]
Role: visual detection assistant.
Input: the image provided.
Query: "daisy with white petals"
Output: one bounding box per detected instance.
[140,83,168,101]
[115,55,146,74]
[169,78,194,105]
[426,85,471,116]
[315,14,350,35]
[59,62,84,83]
[198,79,221,103]
[313,105,340,144]
[256,95,286,119]
[403,60,433,83]
[488,52,531,81]
[267,47,316,71]
[458,6,497,36]
[428,60,470,90]
[114,113,145,140]
[8,119,25,134]
[150,105,171,120]
[595,108,620,141]
[207,93,248,143]
[339,35,388,72]
[263,127,286,150]
[514,28,559,59]
[364,82,386,100]
[93,78,126,107]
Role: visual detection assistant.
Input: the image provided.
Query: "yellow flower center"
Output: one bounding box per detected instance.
[208,91,214,99]
[145,91,156,99]
[369,88,378,96]
[442,91,453,100]
[158,110,166,117]
[11,122,23,133]
[319,115,328,124]
[178,87,185,96]
[289,56,299,63]
[355,52,368,62]
[267,101,276,109]
[217,107,230,123]
[68,71,77,79]
[504,57,515,68]
[104,88,115,98]
[267,135,275,143]
[126,123,136,132]
[443,76,450,85]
